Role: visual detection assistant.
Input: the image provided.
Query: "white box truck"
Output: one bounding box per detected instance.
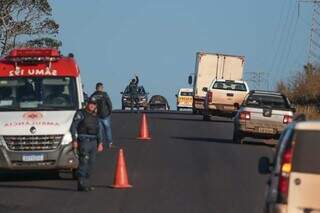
[189,52,245,114]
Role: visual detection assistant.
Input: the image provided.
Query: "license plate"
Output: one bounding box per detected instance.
[259,128,274,134]
[22,154,44,162]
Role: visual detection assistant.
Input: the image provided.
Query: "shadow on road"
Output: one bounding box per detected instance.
[242,140,275,148]
[0,171,64,182]
[172,136,234,144]
[0,184,75,192]
[172,136,275,148]
[155,117,232,123]
[113,110,193,115]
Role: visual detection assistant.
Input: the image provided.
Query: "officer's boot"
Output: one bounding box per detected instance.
[77,177,90,192]
[86,177,95,191]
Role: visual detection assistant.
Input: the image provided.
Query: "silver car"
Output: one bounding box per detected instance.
[233,90,295,144]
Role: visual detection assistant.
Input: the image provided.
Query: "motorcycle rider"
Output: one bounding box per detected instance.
[128,76,139,111]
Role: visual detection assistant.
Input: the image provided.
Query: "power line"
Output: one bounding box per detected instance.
[282,2,300,78]
[245,72,269,90]
[268,0,289,73]
[300,0,320,65]
[272,0,298,79]
[269,0,295,81]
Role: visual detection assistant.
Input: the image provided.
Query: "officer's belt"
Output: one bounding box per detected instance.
[78,134,97,141]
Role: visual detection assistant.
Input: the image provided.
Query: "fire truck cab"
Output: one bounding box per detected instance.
[0,48,84,174]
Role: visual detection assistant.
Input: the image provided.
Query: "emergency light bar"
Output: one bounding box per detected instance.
[8,48,60,58]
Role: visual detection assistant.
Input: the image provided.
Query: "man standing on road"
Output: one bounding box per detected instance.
[128,76,139,111]
[90,82,114,148]
[71,97,104,192]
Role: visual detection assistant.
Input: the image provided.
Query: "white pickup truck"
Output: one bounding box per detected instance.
[203,79,249,120]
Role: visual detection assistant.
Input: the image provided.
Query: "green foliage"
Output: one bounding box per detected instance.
[0,0,61,55]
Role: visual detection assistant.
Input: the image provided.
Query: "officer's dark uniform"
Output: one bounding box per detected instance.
[70,100,103,191]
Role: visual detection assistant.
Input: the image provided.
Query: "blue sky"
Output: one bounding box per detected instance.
[50,0,313,108]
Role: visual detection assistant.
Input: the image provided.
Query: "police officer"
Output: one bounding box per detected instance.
[128,76,139,111]
[71,97,104,192]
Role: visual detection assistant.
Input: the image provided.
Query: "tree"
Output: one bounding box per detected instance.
[277,63,320,105]
[0,0,61,55]
[276,80,290,98]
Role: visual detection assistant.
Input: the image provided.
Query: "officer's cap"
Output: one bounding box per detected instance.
[88,97,97,104]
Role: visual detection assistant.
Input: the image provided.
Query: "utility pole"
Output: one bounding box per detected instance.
[245,72,269,90]
[300,0,320,65]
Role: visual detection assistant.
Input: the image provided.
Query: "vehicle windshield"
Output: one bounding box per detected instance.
[212,81,247,91]
[180,92,193,96]
[244,94,290,109]
[0,77,78,111]
[151,96,167,103]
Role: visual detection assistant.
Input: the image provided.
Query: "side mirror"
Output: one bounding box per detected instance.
[175,94,178,98]
[188,75,193,85]
[120,92,123,94]
[202,87,208,92]
[258,157,272,174]
[291,106,296,113]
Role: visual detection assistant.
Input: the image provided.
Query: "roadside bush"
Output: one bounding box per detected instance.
[276,63,320,120]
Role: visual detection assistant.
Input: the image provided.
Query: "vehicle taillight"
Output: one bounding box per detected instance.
[239,111,251,120]
[283,115,293,124]
[207,91,213,103]
[278,147,292,203]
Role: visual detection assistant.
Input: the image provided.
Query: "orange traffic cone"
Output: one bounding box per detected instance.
[137,113,151,140]
[110,149,132,189]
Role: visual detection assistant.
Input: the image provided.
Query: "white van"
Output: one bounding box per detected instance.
[260,120,320,213]
[176,88,193,111]
[0,48,84,175]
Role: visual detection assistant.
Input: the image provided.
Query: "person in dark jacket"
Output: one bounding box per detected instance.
[90,82,114,148]
[71,97,104,192]
[82,84,89,104]
[128,76,139,111]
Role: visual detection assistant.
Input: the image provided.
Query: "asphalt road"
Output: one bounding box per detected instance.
[0,112,274,213]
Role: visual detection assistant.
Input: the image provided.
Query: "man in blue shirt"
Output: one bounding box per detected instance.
[90,82,114,148]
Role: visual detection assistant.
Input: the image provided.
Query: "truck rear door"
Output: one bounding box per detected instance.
[194,53,219,98]
[288,130,320,213]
